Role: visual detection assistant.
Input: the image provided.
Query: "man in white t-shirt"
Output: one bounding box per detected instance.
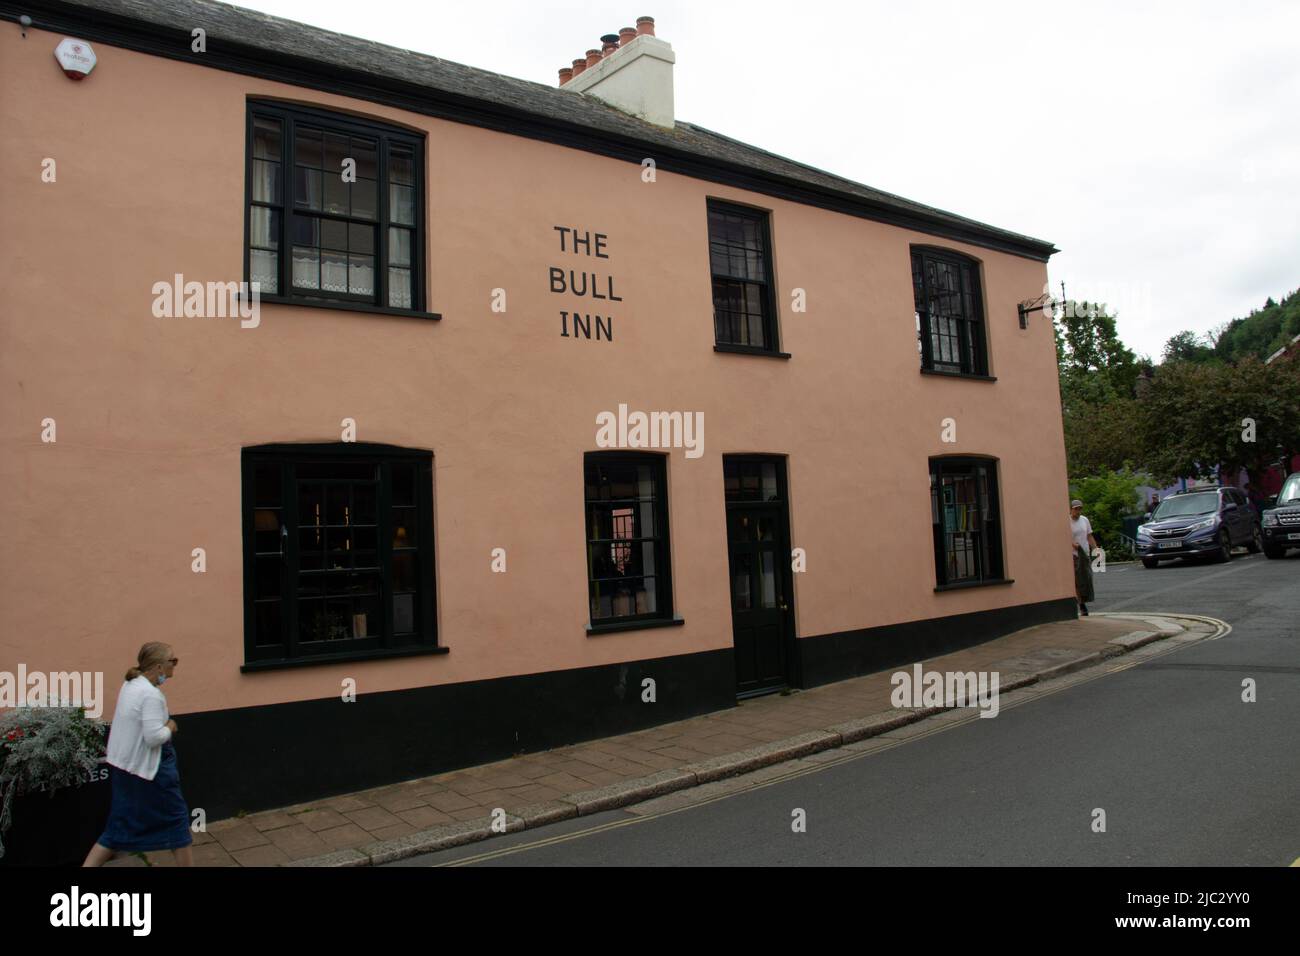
[1070,499,1099,616]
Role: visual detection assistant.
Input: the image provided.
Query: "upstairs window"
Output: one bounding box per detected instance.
[246,101,424,313]
[708,200,779,352]
[912,248,987,376]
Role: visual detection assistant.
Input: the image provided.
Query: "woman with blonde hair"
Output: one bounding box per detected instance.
[82,642,193,866]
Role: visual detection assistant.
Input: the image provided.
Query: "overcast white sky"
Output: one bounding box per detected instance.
[239,0,1299,359]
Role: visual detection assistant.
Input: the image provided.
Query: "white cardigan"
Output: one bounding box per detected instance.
[105,676,173,781]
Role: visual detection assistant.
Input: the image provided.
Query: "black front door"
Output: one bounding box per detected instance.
[723,456,796,697]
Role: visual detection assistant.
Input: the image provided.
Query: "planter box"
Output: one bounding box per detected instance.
[0,761,111,867]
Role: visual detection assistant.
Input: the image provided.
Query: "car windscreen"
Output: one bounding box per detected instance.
[1279,475,1300,505]
[1152,493,1218,519]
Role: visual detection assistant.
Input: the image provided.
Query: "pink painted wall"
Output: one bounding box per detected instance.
[0,26,1074,718]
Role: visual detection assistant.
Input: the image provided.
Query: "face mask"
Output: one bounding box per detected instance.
[156,675,168,686]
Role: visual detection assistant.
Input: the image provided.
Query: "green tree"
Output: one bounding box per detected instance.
[1162,330,1216,364]
[1054,301,1145,476]
[1069,467,1147,554]
[1137,356,1300,485]
[1055,301,1140,406]
[1064,396,1145,477]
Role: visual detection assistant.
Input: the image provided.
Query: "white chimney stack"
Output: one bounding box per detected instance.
[559,17,675,128]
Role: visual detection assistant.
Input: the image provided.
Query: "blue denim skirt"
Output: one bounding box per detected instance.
[98,742,193,852]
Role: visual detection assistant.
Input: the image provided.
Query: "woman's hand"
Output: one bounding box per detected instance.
[166,720,178,734]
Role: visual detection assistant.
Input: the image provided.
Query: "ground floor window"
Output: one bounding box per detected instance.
[242,443,435,665]
[584,453,673,626]
[929,457,1004,586]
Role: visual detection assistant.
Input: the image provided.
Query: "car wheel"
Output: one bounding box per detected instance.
[1264,544,1285,559]
[1247,526,1263,554]
[1141,557,1159,569]
[1215,529,1232,563]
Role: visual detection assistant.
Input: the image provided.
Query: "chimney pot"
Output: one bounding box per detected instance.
[635,16,655,36]
[558,67,573,86]
[601,34,619,55]
[618,27,637,46]
[585,48,602,68]
[571,57,587,77]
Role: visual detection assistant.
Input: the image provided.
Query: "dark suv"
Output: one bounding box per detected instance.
[1136,486,1262,568]
[1261,472,1300,559]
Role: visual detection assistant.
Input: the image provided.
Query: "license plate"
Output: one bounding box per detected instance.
[1289,533,1300,541]
[1158,541,1182,549]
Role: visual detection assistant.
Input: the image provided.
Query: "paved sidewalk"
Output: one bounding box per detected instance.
[106,611,1220,867]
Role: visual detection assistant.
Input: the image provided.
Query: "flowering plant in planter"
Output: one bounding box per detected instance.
[0,706,107,859]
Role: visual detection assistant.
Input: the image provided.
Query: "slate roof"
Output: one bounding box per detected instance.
[17,0,1057,259]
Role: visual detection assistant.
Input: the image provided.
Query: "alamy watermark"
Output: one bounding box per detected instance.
[595,403,704,459]
[0,665,104,718]
[151,274,261,328]
[891,664,1000,718]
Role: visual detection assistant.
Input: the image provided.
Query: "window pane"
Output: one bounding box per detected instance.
[321,250,348,293]
[388,227,411,267]
[389,147,414,185]
[352,178,377,220]
[251,160,281,204]
[348,255,375,296]
[292,246,320,289]
[354,483,376,523]
[393,552,417,592]
[731,553,753,609]
[254,465,282,507]
[323,173,348,215]
[353,137,377,178]
[255,600,281,646]
[388,267,412,308]
[294,126,323,168]
[298,462,376,480]
[255,557,281,599]
[249,249,278,294]
[392,507,417,548]
[252,117,282,160]
[392,464,415,505]
[294,167,321,210]
[393,593,415,634]
[249,206,280,250]
[759,551,777,607]
[320,218,348,251]
[323,132,349,173]
[291,214,318,247]
[349,223,375,256]
[389,184,415,225]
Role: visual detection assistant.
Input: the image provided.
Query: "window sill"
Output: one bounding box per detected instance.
[240,643,448,673]
[714,344,792,360]
[920,368,996,382]
[934,578,1015,593]
[587,616,685,637]
[252,294,442,322]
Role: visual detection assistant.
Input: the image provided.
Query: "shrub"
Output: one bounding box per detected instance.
[1070,467,1149,554]
[0,707,107,859]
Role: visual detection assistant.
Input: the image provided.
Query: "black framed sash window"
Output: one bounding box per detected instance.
[708,200,779,351]
[929,457,1004,586]
[242,443,436,666]
[912,248,987,375]
[584,453,674,625]
[245,101,424,312]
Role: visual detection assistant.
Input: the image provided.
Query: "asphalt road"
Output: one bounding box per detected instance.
[399,549,1300,866]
